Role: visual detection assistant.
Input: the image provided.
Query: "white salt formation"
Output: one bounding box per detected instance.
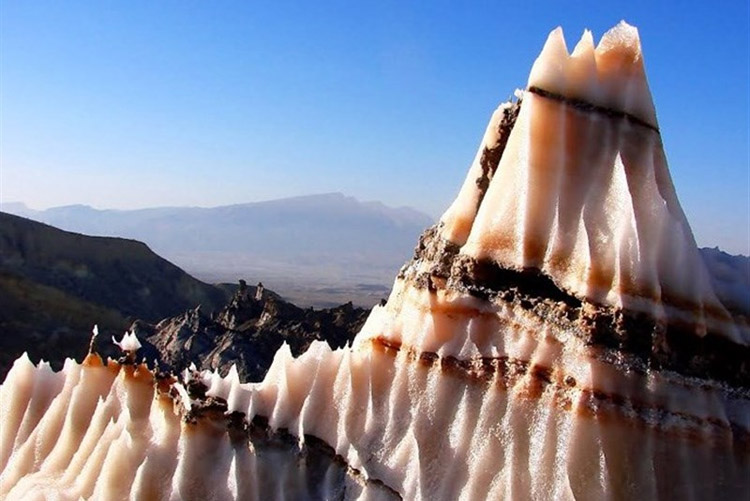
[441,21,746,344]
[0,352,393,500]
[1,22,748,500]
[112,330,142,353]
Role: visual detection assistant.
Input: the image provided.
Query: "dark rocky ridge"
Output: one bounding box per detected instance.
[133,281,370,382]
[0,212,234,380]
[475,99,522,213]
[0,213,371,383]
[0,212,230,320]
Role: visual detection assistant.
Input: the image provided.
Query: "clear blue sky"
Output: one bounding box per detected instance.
[1,1,748,254]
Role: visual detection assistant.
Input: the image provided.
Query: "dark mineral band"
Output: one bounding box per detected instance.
[400,227,749,389]
[371,336,749,447]
[528,85,660,133]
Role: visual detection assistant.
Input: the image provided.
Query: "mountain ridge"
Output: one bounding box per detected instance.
[2,192,432,221]
[1,194,435,306]
[133,280,370,382]
[0,212,230,320]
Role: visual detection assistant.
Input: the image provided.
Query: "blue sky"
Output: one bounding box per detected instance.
[1,1,748,254]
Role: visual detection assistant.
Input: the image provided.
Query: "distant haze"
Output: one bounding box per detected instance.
[1,194,434,307]
[3,192,747,308]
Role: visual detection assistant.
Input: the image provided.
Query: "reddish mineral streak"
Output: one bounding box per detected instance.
[369,336,744,448]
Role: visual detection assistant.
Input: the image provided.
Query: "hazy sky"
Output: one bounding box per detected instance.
[1,1,748,254]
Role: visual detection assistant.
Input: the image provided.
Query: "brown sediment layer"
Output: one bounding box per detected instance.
[155,372,178,394]
[247,416,402,499]
[400,228,750,388]
[527,85,659,132]
[82,352,121,374]
[409,226,733,321]
[370,336,749,448]
[174,378,401,498]
[121,362,156,384]
[456,255,582,307]
[474,99,522,213]
[581,306,750,389]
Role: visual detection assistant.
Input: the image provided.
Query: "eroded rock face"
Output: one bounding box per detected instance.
[134,282,369,382]
[2,22,748,501]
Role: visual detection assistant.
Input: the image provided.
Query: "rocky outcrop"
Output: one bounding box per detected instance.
[133,280,370,381]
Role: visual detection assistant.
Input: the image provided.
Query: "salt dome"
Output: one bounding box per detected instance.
[1,22,748,500]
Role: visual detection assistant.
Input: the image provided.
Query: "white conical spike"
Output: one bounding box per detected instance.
[527,22,657,127]
[594,21,657,125]
[112,331,141,353]
[172,383,192,412]
[439,100,521,246]
[572,29,595,58]
[528,26,570,92]
[596,20,642,59]
[567,30,597,99]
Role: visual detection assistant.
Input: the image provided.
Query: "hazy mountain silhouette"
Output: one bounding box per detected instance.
[2,194,434,306]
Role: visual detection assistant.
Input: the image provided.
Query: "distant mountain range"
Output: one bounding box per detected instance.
[2,194,434,306]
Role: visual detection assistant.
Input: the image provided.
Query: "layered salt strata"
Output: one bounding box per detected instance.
[2,21,748,500]
[440,22,747,347]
